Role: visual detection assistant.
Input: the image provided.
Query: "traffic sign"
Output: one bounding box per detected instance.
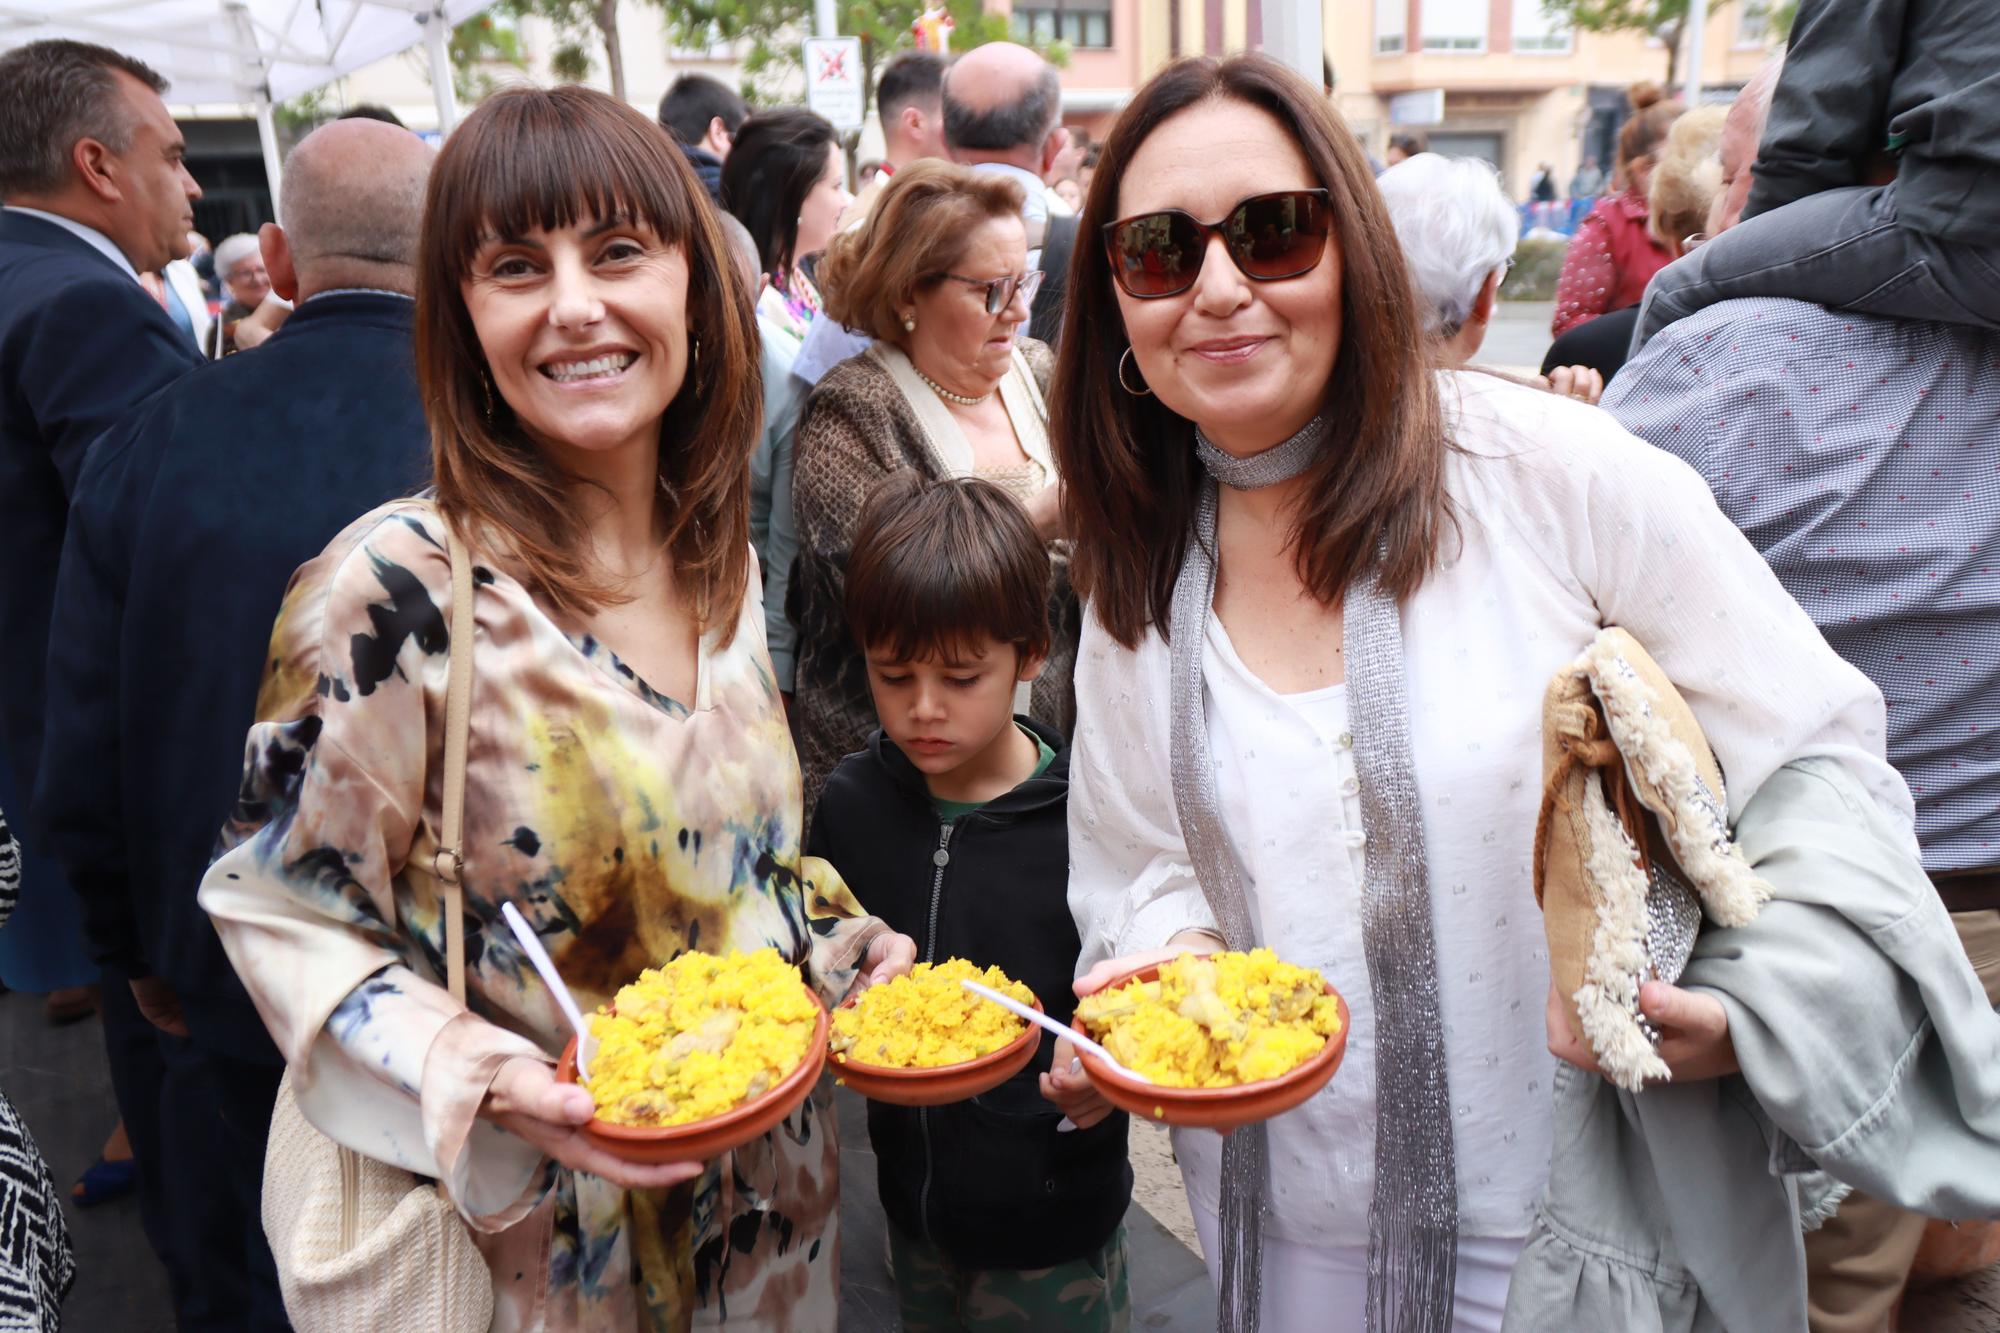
[803,36,865,132]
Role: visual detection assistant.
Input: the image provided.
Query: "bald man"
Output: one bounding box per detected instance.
[36,116,435,1332]
[941,41,1067,252]
[938,41,1079,344]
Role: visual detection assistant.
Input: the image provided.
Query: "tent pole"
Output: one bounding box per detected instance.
[424,7,459,135]
[254,98,284,220]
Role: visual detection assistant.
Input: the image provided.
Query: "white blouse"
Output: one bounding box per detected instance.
[1067,371,1915,1246]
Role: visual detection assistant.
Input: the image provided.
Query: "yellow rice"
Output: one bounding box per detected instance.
[585,948,818,1128]
[830,958,1032,1068]
[1074,949,1344,1088]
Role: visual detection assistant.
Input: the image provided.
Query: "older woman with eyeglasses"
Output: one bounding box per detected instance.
[791,159,1073,817]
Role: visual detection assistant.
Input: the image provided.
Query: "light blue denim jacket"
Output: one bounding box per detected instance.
[749,314,808,691]
[1505,757,2000,1331]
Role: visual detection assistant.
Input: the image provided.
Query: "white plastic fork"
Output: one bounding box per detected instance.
[500,901,596,1083]
[958,979,1152,1086]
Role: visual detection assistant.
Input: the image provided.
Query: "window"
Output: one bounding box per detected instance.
[1735,0,1772,46]
[1010,0,1112,48]
[1512,0,1572,52]
[1421,0,1487,51]
[1375,0,1407,53]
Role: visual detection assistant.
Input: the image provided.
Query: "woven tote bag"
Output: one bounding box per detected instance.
[261,514,495,1331]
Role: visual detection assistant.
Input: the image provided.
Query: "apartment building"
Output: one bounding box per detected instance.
[1014,0,1782,195]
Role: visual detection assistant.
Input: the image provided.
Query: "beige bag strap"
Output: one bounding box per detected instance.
[434,516,476,1005]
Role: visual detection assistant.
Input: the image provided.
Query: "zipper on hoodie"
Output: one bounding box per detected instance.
[917,818,954,1244]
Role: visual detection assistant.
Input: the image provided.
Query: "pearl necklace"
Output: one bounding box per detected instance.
[914,366,993,407]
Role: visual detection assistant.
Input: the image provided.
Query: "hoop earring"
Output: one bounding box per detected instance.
[1118,346,1152,397]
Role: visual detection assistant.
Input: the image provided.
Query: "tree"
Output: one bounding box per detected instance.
[663,0,1046,115]
[1533,0,1723,90]
[454,0,624,100]
[447,8,529,101]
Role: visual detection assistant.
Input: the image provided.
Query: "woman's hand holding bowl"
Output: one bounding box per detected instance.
[859,930,918,990]
[1072,927,1226,999]
[1545,978,1739,1083]
[483,1056,707,1189]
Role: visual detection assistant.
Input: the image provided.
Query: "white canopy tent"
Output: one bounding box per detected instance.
[0,0,495,206]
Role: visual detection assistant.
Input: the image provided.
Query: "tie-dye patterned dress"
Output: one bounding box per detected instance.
[200,499,885,1331]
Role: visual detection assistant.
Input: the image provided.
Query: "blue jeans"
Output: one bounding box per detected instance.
[1633,181,2000,355]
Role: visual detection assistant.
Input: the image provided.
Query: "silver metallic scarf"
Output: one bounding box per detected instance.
[1170,414,1459,1333]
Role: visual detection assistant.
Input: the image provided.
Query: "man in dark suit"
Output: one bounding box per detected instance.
[36,116,435,1331]
[0,34,203,1288]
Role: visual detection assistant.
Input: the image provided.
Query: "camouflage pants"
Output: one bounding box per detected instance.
[886,1222,1130,1332]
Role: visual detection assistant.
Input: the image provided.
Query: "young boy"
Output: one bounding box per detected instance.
[806,474,1132,1331]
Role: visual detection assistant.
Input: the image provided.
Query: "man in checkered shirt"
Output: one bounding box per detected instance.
[1606,65,2000,1333]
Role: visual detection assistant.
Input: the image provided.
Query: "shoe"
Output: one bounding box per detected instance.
[71,1156,137,1208]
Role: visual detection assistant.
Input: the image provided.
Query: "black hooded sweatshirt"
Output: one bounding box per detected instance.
[806,717,1132,1270]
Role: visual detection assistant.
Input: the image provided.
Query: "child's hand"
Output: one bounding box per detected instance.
[1040,1035,1117,1129]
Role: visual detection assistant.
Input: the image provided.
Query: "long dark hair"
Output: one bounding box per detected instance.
[1049,53,1453,648]
[721,108,837,279]
[415,85,760,637]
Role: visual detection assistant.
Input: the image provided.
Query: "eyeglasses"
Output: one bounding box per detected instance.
[937,269,1044,315]
[1102,189,1332,300]
[938,269,1046,315]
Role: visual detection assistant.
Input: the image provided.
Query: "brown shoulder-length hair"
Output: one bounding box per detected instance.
[817,160,1025,344]
[416,84,760,639]
[1050,53,1452,648]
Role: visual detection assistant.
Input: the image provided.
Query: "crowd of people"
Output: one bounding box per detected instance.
[0,0,1995,1328]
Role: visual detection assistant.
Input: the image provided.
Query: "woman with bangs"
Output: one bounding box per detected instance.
[1055,54,1914,1330]
[200,86,913,1328]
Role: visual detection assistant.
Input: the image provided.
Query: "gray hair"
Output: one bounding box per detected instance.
[0,40,169,198]
[942,61,1060,152]
[214,233,261,277]
[1376,153,1519,338]
[278,124,431,269]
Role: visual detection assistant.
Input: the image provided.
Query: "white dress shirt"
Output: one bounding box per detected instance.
[1067,370,1914,1246]
[3,205,138,279]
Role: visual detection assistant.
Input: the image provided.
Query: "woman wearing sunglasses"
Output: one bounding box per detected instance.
[1054,55,1911,1331]
[791,160,1074,816]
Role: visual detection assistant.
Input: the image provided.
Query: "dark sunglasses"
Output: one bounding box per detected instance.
[1102,189,1332,299]
[938,268,1047,315]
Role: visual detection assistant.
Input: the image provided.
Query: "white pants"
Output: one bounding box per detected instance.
[1192,1206,1522,1333]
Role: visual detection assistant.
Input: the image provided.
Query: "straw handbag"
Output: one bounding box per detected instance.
[261,516,495,1331]
[1533,628,1773,1091]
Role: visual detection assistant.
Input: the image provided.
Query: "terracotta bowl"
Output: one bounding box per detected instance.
[830,990,1044,1106]
[556,987,828,1165]
[1073,963,1349,1134]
